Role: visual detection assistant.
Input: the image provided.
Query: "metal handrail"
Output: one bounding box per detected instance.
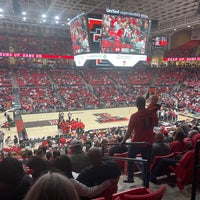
[102,142,151,187]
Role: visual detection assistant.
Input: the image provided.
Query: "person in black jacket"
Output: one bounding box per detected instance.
[0,157,32,200]
[109,137,128,156]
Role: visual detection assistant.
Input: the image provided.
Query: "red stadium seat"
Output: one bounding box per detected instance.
[94,176,120,200]
[150,153,175,179]
[92,198,105,200]
[112,184,166,200]
[113,152,128,175]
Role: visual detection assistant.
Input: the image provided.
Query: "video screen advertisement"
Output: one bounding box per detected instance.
[69,13,90,55]
[152,35,168,49]
[101,9,151,54]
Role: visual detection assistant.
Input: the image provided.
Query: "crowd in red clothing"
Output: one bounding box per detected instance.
[0,65,199,115]
[59,119,85,134]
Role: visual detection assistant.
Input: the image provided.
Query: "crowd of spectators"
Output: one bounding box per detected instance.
[0,117,199,199]
[0,65,199,115]
[164,40,200,58]
[0,127,125,200]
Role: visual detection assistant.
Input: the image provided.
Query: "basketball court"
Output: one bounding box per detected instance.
[0,106,193,141]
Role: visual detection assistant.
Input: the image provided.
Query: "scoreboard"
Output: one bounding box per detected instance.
[69,9,151,67]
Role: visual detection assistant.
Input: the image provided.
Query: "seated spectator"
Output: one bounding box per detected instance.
[169,127,189,153]
[27,156,53,182]
[69,139,91,173]
[10,151,18,159]
[35,146,47,159]
[180,122,192,136]
[109,137,128,156]
[24,172,79,200]
[27,150,33,159]
[150,132,199,184]
[52,150,60,161]
[77,147,121,187]
[136,132,171,179]
[82,140,92,152]
[0,157,32,200]
[192,126,200,133]
[45,151,52,161]
[187,129,199,139]
[161,126,173,143]
[151,132,171,160]
[170,133,200,189]
[20,151,29,169]
[184,129,199,150]
[52,155,113,200]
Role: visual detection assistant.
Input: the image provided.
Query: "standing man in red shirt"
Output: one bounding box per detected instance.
[120,96,158,186]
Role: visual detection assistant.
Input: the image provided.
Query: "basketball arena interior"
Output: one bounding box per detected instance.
[0,0,200,200]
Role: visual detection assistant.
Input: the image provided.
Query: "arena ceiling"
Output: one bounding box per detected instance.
[0,0,200,34]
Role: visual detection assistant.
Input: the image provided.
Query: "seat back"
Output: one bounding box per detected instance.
[123,184,166,200]
[172,163,192,190]
[112,187,151,200]
[113,152,128,174]
[112,185,166,200]
[97,176,120,200]
[173,134,200,190]
[150,153,175,175]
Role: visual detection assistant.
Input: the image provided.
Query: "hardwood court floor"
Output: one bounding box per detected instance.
[0,107,194,137]
[0,106,191,139]
[0,107,134,139]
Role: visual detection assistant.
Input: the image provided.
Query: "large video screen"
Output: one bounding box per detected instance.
[101,14,150,54]
[69,14,90,55]
[152,35,168,49]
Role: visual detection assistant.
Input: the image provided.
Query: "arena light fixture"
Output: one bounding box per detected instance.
[42,14,46,18]
[22,11,26,15]
[0,8,3,18]
[22,16,26,21]
[55,16,59,20]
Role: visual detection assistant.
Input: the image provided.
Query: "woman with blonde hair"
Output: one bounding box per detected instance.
[24,172,80,200]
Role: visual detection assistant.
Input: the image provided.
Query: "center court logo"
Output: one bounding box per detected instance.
[94,113,128,123]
